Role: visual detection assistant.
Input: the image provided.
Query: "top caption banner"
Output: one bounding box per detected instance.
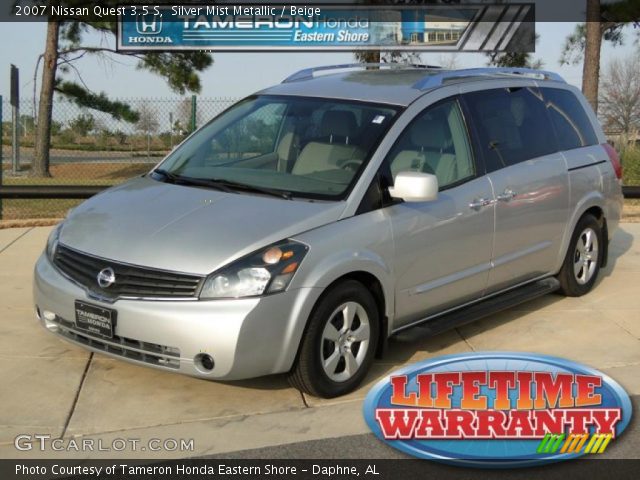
[116,3,535,52]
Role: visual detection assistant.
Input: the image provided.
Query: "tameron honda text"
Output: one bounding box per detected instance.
[363,352,632,467]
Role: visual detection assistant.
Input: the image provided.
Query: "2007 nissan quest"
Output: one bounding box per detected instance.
[34,65,623,397]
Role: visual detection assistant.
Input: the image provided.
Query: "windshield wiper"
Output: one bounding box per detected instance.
[152,168,180,182]
[152,169,236,194]
[207,178,294,200]
[153,170,292,199]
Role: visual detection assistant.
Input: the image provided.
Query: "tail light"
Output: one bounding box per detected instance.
[602,143,622,180]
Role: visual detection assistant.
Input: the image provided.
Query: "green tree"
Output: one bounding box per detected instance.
[2,122,12,137]
[486,52,543,69]
[560,0,640,113]
[50,120,63,137]
[19,115,36,136]
[487,34,542,68]
[69,113,95,136]
[32,1,213,177]
[136,103,160,157]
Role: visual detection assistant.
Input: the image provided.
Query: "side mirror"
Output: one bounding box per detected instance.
[388,171,439,202]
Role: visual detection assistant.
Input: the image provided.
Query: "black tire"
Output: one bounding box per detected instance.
[557,214,603,297]
[288,280,380,398]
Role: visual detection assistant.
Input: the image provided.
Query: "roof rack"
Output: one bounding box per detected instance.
[413,68,566,90]
[282,63,442,83]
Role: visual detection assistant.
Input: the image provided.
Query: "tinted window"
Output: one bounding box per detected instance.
[386,99,475,189]
[541,88,598,150]
[463,87,556,170]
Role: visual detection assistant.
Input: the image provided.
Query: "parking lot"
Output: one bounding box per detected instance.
[0,224,638,459]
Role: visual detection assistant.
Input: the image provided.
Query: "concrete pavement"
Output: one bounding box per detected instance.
[0,225,638,459]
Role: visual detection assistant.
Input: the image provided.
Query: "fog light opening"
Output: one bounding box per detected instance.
[195,353,215,372]
[42,310,56,321]
[43,319,59,333]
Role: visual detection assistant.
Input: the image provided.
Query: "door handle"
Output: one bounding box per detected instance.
[469,198,495,210]
[496,189,517,202]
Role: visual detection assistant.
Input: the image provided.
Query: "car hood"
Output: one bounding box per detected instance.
[59,176,345,275]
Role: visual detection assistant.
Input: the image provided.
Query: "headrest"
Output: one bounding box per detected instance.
[276,132,294,158]
[410,116,449,151]
[320,110,358,140]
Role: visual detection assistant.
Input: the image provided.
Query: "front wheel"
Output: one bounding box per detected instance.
[288,280,380,398]
[557,214,603,297]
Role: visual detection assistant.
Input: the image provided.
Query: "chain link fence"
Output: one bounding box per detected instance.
[1,95,640,222]
[1,96,237,220]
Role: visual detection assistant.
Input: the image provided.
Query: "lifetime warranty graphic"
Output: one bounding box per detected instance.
[117,3,535,51]
[363,352,632,468]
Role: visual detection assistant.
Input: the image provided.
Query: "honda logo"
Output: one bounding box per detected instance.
[136,14,163,35]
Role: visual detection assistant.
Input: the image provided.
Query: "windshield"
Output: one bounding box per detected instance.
[155,95,399,199]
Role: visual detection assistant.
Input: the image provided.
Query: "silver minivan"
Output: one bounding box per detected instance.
[34,65,623,397]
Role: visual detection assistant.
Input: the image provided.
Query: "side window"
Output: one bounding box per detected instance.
[463,87,557,171]
[210,102,287,163]
[386,99,475,190]
[541,88,599,151]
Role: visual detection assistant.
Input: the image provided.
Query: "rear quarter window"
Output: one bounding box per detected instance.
[462,87,557,171]
[541,88,599,151]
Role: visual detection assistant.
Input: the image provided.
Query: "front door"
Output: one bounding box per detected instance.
[383,98,495,327]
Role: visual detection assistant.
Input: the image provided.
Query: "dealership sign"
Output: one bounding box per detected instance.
[363,352,632,467]
[117,4,534,51]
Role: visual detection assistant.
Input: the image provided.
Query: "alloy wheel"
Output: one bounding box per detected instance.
[320,301,371,382]
[573,227,599,285]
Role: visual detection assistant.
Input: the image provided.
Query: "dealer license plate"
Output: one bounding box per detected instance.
[74,301,116,339]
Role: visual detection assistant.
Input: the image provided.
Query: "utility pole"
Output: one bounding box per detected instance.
[10,65,20,174]
[169,111,174,149]
[190,95,197,133]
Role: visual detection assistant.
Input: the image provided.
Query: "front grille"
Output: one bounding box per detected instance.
[52,316,181,369]
[54,244,204,300]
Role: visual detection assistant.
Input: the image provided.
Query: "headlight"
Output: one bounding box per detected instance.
[200,240,308,299]
[46,223,63,260]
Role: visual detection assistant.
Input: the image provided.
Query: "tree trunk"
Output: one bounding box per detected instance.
[582,0,602,114]
[32,19,59,177]
[355,50,381,66]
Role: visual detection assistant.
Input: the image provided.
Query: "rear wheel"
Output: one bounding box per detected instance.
[288,280,379,398]
[557,214,603,296]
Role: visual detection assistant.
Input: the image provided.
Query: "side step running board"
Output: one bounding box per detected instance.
[396,277,560,338]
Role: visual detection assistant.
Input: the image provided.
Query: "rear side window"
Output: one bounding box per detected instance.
[541,88,598,150]
[463,87,557,170]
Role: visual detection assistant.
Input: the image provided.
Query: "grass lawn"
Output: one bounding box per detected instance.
[1,162,152,221]
[2,162,152,186]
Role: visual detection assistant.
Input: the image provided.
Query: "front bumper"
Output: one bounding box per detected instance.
[33,253,321,380]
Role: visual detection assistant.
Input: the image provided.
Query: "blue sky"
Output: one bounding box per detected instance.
[0,22,638,101]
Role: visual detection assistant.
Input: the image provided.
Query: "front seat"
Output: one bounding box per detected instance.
[292,111,364,175]
[390,118,457,187]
